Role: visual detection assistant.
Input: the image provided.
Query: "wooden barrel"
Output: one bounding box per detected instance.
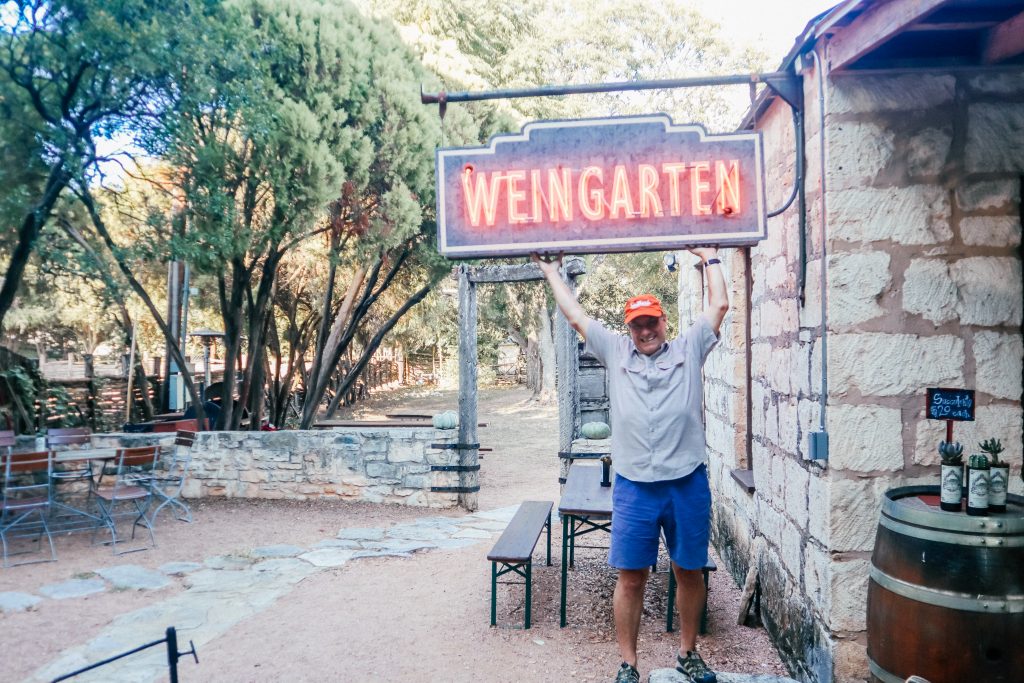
[867,486,1024,683]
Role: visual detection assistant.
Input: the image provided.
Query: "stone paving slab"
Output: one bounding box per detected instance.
[469,505,519,522]
[649,669,800,683]
[38,578,106,600]
[458,518,509,531]
[386,524,455,541]
[250,544,306,558]
[337,527,385,541]
[360,539,436,553]
[252,557,310,573]
[312,538,361,549]
[0,590,42,612]
[95,565,172,591]
[159,561,203,576]
[204,554,254,570]
[298,548,355,567]
[451,527,493,539]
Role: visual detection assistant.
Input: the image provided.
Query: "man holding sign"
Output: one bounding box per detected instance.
[535,248,728,683]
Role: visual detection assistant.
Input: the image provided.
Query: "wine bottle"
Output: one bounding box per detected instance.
[966,454,990,516]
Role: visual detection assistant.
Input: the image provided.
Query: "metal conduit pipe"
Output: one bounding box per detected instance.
[808,48,829,462]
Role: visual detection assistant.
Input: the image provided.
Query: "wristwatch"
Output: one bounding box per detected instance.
[704,258,721,267]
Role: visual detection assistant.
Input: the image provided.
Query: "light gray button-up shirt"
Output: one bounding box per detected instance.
[584,316,719,483]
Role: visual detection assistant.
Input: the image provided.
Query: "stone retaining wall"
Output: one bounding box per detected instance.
[90,428,462,508]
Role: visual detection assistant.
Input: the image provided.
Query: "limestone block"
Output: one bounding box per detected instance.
[903,258,958,324]
[956,178,1020,212]
[828,251,890,326]
[830,333,964,397]
[765,257,792,293]
[365,462,400,481]
[974,331,1024,400]
[829,74,955,115]
[951,257,1023,325]
[803,543,831,616]
[770,347,793,396]
[830,558,870,631]
[826,404,904,472]
[756,497,784,549]
[771,454,786,503]
[238,469,269,484]
[767,400,780,450]
[905,127,952,178]
[778,398,799,454]
[753,442,771,493]
[831,478,887,552]
[966,103,1024,173]
[780,517,803,578]
[793,343,811,397]
[961,216,1022,247]
[967,72,1024,95]
[759,300,784,338]
[829,186,951,245]
[784,457,809,530]
[388,442,425,463]
[751,343,771,383]
[826,122,895,188]
[808,473,829,545]
[801,260,822,329]
[832,637,868,683]
[798,399,821,461]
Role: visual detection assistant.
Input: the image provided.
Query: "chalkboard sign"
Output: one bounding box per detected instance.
[926,388,975,421]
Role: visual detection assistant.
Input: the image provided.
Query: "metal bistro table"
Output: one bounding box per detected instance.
[51,448,119,530]
[559,463,613,627]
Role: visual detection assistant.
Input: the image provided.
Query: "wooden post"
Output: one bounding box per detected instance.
[555,266,581,466]
[457,265,479,511]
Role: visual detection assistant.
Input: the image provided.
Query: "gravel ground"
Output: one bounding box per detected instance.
[0,385,789,682]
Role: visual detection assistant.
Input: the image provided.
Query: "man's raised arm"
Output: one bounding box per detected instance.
[532,253,592,338]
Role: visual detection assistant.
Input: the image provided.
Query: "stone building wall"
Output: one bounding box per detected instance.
[690,67,1024,683]
[92,428,463,508]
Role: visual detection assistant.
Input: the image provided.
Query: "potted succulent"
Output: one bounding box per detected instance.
[938,441,964,512]
[980,438,1008,513]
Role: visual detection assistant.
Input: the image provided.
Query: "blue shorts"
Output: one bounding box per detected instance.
[608,465,711,571]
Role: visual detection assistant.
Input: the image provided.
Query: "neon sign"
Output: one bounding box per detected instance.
[436,115,766,258]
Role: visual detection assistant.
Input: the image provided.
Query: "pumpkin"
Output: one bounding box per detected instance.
[580,421,611,440]
[432,411,459,429]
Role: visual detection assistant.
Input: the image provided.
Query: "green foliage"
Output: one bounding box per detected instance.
[938,441,963,466]
[979,438,1005,466]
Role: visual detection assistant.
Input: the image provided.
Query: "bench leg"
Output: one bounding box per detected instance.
[525,559,532,629]
[700,568,710,635]
[491,561,498,627]
[665,568,711,634]
[560,514,569,627]
[545,516,552,566]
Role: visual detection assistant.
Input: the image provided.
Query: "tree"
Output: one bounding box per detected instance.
[0,0,235,338]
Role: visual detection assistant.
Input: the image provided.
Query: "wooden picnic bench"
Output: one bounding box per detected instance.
[486,500,552,629]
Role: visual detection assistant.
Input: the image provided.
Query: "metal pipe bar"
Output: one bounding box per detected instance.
[421,72,793,104]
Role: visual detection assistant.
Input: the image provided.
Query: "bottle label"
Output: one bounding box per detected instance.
[968,470,989,509]
[940,465,962,504]
[989,468,1008,506]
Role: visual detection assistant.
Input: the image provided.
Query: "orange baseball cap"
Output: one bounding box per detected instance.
[623,294,664,324]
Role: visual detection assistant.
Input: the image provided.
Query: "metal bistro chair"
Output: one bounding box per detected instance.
[92,446,160,555]
[47,427,94,518]
[148,430,195,523]
[0,430,57,567]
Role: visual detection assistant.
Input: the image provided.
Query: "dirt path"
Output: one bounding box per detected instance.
[1,385,788,682]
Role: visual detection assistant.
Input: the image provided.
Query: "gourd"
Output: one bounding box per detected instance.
[580,421,611,440]
[432,411,459,429]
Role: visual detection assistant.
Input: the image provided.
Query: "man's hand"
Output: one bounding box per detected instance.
[687,246,719,263]
[531,251,564,276]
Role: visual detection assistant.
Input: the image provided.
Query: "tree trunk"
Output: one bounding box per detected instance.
[525,337,541,396]
[0,161,69,333]
[537,303,557,402]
